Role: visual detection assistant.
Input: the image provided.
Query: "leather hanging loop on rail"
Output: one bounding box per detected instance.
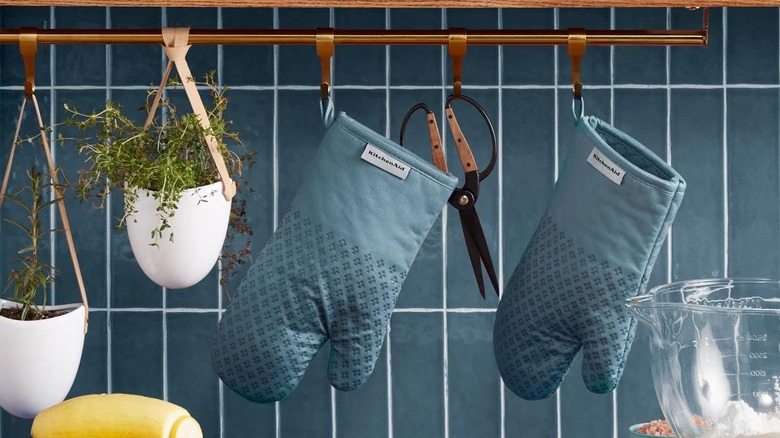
[567,29,586,101]
[1,34,90,332]
[448,28,467,99]
[316,28,335,101]
[1,30,37,210]
[147,27,237,201]
[30,95,90,333]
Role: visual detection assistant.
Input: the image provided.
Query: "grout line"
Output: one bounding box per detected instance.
[496,32,507,438]
[1,83,779,92]
[723,8,729,277]
[85,307,221,313]
[385,8,393,438]
[395,308,498,313]
[273,8,282,438]
[162,288,168,402]
[440,9,450,438]
[553,8,560,187]
[82,306,500,313]
[666,6,673,266]
[105,4,114,396]
[216,8,225,438]
[496,9,506,438]
[553,8,562,438]
[0,1,2,428]
[217,8,224,90]
[272,9,280,249]
[329,9,337,438]
[610,7,616,125]
[160,7,169,404]
[609,8,618,438]
[49,5,57,306]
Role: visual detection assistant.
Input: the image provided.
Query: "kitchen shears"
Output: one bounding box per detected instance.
[399,94,499,299]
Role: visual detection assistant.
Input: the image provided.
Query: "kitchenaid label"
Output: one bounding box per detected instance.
[361,143,410,180]
[587,147,625,185]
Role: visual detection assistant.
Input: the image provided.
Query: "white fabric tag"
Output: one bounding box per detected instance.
[361,144,410,180]
[586,147,625,185]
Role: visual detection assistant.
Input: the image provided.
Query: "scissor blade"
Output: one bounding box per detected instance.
[460,208,500,297]
[459,210,488,299]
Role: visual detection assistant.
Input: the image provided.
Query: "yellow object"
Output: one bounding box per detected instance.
[30,393,203,438]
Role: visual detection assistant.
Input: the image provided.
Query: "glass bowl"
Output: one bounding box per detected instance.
[628,278,780,438]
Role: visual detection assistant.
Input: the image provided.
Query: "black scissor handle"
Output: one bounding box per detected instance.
[445,94,497,183]
[399,102,435,148]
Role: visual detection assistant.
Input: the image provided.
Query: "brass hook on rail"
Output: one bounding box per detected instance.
[19,28,37,98]
[448,28,467,99]
[567,29,586,101]
[316,28,334,101]
[686,6,710,47]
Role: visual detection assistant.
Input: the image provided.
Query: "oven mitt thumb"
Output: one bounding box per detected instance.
[494,114,685,400]
[212,99,457,403]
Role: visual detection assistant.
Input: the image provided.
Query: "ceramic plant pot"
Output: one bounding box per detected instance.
[125,181,231,289]
[0,299,86,419]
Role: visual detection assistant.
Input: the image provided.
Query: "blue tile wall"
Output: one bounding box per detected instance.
[0,6,773,438]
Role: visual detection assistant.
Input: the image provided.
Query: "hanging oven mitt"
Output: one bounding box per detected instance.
[212,98,457,403]
[493,109,685,400]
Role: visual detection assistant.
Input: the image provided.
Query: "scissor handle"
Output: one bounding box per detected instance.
[399,102,432,148]
[399,103,448,173]
[445,94,497,182]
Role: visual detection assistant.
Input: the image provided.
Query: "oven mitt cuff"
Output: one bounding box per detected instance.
[212,100,457,403]
[494,115,685,400]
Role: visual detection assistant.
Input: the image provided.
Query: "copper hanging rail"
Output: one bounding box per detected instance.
[0,25,708,47]
[0,8,708,47]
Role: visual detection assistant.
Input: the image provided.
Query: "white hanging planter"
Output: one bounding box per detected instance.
[125,181,231,289]
[0,299,86,419]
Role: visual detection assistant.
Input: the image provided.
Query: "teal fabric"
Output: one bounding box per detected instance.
[212,100,457,403]
[493,114,686,400]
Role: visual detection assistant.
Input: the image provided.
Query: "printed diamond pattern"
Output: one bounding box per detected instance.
[213,209,406,403]
[494,215,640,400]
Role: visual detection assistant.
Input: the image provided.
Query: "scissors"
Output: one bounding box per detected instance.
[399,94,499,299]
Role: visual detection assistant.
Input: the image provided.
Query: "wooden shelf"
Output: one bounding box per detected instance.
[1,0,778,8]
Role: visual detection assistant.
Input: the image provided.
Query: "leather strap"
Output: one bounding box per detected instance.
[145,27,236,201]
[0,96,90,333]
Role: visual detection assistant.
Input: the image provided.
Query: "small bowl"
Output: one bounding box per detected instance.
[629,423,675,437]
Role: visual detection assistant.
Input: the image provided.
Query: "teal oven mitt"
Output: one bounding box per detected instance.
[493,111,685,400]
[212,98,457,403]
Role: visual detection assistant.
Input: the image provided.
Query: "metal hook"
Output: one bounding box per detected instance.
[316,28,334,101]
[687,7,710,47]
[19,29,37,98]
[567,29,586,101]
[448,28,467,99]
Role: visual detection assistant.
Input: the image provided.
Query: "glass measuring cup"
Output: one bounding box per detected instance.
[627,278,780,438]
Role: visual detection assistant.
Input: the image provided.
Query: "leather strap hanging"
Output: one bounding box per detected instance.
[144,28,236,201]
[0,31,89,333]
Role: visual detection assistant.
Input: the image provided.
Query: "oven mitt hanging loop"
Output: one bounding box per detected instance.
[493,108,686,400]
[212,98,457,403]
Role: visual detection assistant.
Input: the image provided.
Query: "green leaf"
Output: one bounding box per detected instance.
[3,217,31,235]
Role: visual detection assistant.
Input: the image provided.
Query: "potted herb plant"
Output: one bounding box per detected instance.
[61,72,253,290]
[0,165,87,419]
